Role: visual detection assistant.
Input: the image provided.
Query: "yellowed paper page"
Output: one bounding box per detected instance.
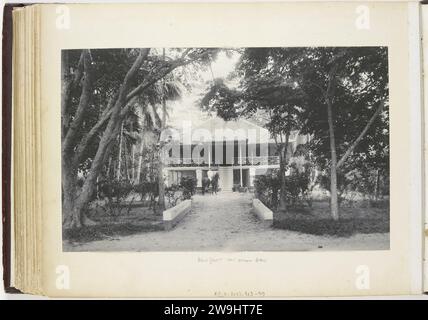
[38,2,421,297]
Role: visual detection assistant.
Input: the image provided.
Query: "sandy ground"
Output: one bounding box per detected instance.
[64,192,389,252]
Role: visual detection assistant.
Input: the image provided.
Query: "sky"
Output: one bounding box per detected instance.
[167,51,241,129]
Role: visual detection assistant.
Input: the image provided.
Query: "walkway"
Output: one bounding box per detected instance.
[65,192,389,251]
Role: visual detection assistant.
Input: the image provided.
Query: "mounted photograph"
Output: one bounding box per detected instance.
[61,47,390,252]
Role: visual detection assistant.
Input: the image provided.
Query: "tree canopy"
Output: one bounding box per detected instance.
[201,47,389,218]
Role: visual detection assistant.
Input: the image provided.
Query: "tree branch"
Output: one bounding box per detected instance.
[125,49,212,103]
[325,63,338,98]
[62,50,92,155]
[73,49,151,212]
[71,52,85,86]
[120,97,138,118]
[73,92,119,165]
[61,51,85,139]
[337,100,385,169]
[306,79,326,95]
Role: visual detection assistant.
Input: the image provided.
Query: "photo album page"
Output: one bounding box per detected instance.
[27,1,425,297]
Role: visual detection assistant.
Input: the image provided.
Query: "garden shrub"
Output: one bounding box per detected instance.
[134,181,158,202]
[273,215,389,237]
[254,163,313,210]
[165,184,182,207]
[64,222,164,242]
[254,170,281,209]
[180,176,196,200]
[317,167,389,207]
[96,179,135,216]
[98,179,134,201]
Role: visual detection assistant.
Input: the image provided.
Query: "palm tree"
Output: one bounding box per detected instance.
[134,102,160,184]
[133,78,184,187]
[148,78,185,210]
[120,106,141,182]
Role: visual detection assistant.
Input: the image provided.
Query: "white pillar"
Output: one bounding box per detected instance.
[196,169,202,188]
[249,167,256,187]
[239,147,243,187]
[219,167,233,191]
[163,168,170,187]
[208,148,211,168]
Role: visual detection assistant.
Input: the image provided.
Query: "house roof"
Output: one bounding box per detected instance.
[170,116,273,143]
[166,115,304,144]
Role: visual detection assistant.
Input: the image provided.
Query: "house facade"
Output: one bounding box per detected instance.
[162,117,309,191]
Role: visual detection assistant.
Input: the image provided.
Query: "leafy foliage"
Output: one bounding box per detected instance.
[200,79,242,120]
[62,48,223,227]
[96,179,135,216]
[273,215,389,237]
[98,179,134,202]
[165,184,182,207]
[254,164,313,211]
[180,176,197,200]
[254,170,281,210]
[201,47,389,218]
[134,181,159,202]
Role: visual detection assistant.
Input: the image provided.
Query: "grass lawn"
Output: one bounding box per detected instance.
[273,200,389,237]
[63,205,164,243]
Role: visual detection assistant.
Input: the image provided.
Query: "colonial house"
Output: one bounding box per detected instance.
[162,117,310,191]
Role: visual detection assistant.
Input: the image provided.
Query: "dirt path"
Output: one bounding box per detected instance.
[64,192,389,251]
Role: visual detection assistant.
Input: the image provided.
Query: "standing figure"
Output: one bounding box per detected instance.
[211,172,219,194]
[202,176,211,195]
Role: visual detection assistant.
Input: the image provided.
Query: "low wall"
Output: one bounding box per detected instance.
[163,199,192,230]
[252,199,273,226]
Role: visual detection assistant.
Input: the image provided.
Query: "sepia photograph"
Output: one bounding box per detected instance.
[61,47,389,252]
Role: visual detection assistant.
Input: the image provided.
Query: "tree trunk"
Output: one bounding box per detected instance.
[136,139,144,184]
[62,163,98,229]
[107,156,112,179]
[157,116,166,211]
[271,187,278,210]
[157,48,167,211]
[61,50,91,229]
[123,139,131,181]
[61,51,71,140]
[117,123,124,179]
[158,160,165,211]
[61,51,84,140]
[375,169,380,201]
[62,164,78,228]
[278,133,290,212]
[326,98,339,221]
[72,113,124,227]
[131,144,135,182]
[62,49,150,229]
